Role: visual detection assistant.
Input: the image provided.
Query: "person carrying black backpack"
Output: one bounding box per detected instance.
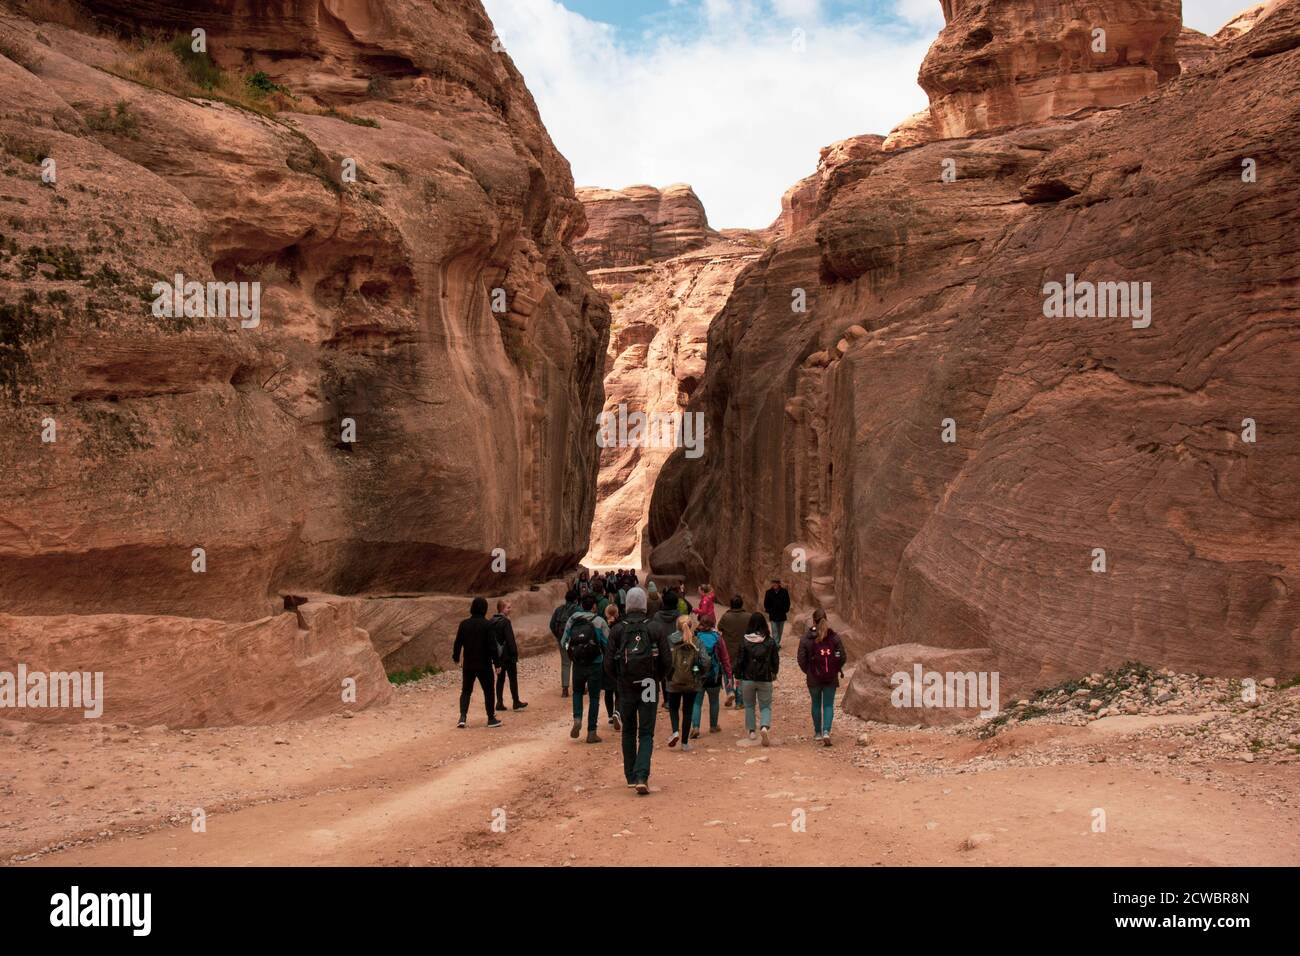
[549,589,579,698]
[605,586,672,794]
[734,612,779,746]
[562,593,609,743]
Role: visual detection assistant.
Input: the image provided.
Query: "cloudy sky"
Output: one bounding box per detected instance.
[482,0,1253,229]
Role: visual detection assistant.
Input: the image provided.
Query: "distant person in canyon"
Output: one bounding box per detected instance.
[490,599,527,713]
[549,589,580,698]
[797,608,846,747]
[734,613,780,746]
[452,597,503,729]
[562,593,610,743]
[718,595,750,710]
[665,615,708,752]
[603,602,622,730]
[697,584,716,620]
[604,586,672,795]
[689,612,731,738]
[646,581,662,616]
[763,579,791,647]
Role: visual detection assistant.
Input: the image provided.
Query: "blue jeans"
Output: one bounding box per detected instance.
[740,680,773,731]
[809,684,835,735]
[771,620,785,647]
[691,685,722,731]
[572,662,602,731]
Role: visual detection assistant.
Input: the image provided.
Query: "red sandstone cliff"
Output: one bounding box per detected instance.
[649,0,1300,717]
[0,0,608,723]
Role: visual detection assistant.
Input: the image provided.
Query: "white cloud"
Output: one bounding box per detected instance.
[1182,0,1260,34]
[483,0,932,229]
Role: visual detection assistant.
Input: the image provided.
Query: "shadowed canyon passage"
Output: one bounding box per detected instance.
[0,0,1298,866]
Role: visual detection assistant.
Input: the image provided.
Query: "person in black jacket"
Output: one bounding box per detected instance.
[648,591,682,712]
[763,578,791,647]
[604,587,672,794]
[491,599,528,712]
[453,597,503,728]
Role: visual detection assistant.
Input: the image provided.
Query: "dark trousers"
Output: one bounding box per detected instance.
[460,667,496,721]
[666,690,697,735]
[603,683,617,720]
[572,662,602,731]
[618,690,657,784]
[495,661,520,707]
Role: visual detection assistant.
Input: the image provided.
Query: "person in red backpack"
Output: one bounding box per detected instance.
[797,608,847,746]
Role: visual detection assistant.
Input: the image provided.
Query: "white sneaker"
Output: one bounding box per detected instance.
[760,727,770,747]
[813,732,822,740]
[748,731,756,740]
[668,731,680,748]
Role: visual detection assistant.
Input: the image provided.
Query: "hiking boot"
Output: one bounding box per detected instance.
[760,726,770,747]
[725,695,735,708]
[709,726,720,733]
[457,716,467,729]
[585,730,601,744]
[668,731,680,748]
[626,780,637,789]
[690,728,700,739]
[512,701,528,710]
[487,719,503,729]
[612,711,622,731]
[635,781,650,795]
[569,719,581,739]
[822,733,832,747]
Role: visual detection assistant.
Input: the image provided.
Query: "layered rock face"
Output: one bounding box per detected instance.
[650,0,1300,717]
[574,184,717,269]
[920,0,1182,138]
[0,0,607,723]
[575,187,759,566]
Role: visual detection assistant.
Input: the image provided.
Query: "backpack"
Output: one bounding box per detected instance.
[548,603,569,640]
[567,616,601,665]
[744,638,776,682]
[619,618,658,683]
[697,631,723,686]
[809,639,839,683]
[670,642,706,687]
[491,616,510,662]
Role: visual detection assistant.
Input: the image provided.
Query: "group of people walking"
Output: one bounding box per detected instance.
[452,571,847,796]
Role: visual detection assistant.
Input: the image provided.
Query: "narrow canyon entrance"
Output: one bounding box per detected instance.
[573,184,763,568]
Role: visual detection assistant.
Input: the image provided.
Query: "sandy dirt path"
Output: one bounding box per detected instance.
[3,641,1297,867]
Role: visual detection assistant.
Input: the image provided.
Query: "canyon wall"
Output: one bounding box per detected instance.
[576,185,759,566]
[0,0,607,723]
[649,0,1300,712]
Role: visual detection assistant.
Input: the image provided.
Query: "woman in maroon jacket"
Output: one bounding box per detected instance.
[797,608,847,746]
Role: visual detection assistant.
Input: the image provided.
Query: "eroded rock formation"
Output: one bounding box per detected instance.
[0,0,607,724]
[919,0,1182,138]
[650,0,1300,718]
[575,187,760,566]
[573,183,717,270]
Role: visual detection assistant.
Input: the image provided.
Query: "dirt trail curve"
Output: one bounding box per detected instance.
[2,642,1296,867]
